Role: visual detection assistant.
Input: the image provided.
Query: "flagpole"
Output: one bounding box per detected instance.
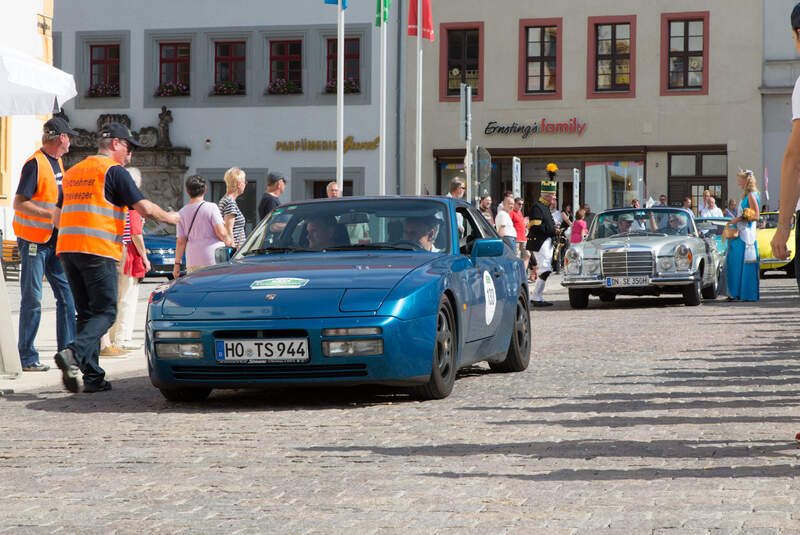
[336,0,345,189]
[378,2,387,196]
[415,0,422,195]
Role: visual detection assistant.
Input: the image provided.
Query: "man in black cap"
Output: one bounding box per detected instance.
[527,177,558,307]
[53,122,178,394]
[258,171,287,220]
[11,117,79,372]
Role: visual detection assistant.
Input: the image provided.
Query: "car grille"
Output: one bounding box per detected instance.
[602,251,654,277]
[171,363,368,381]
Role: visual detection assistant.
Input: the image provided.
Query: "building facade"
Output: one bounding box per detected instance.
[52,0,402,233]
[404,0,763,216]
[763,0,800,208]
[0,0,57,242]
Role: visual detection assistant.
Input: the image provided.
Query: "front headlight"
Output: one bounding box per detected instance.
[674,244,693,270]
[565,248,582,274]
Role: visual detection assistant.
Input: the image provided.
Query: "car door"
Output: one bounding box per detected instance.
[455,206,507,342]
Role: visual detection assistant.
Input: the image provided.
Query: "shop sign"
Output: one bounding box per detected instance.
[484,118,586,139]
[276,136,380,153]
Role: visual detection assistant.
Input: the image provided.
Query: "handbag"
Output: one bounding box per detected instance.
[722,224,738,240]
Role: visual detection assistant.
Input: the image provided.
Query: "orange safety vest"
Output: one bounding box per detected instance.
[12,151,61,244]
[56,155,127,261]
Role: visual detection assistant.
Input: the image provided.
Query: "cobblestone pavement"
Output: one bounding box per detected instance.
[1,275,799,534]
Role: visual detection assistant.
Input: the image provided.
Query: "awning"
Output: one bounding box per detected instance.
[0,46,76,116]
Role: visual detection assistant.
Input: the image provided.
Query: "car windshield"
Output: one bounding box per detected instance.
[696,218,729,238]
[588,208,695,239]
[236,198,451,257]
[143,218,176,236]
[758,213,795,229]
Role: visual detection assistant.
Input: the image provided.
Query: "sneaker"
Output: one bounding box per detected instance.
[54,348,80,393]
[119,342,142,351]
[530,300,554,307]
[99,344,128,358]
[22,362,50,372]
[83,380,112,393]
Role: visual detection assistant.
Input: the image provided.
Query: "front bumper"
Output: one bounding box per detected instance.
[146,314,435,390]
[562,272,700,289]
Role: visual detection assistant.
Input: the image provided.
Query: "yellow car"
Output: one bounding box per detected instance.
[757,212,796,277]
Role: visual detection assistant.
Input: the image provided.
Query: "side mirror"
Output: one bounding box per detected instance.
[471,238,505,259]
[215,246,235,264]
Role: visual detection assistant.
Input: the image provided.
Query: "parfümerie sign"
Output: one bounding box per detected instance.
[484,118,586,139]
[276,136,380,152]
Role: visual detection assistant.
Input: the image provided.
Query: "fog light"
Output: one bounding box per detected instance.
[155,331,201,339]
[322,339,383,357]
[322,327,382,336]
[156,342,203,359]
[658,257,675,272]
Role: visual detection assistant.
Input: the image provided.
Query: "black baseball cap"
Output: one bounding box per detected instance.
[267,171,287,185]
[43,117,78,136]
[98,122,141,147]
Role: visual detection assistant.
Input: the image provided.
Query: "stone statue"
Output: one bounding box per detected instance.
[157,106,173,148]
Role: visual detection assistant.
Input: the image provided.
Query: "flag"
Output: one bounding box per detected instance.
[376,0,391,26]
[408,0,434,41]
[764,167,770,201]
[324,0,347,8]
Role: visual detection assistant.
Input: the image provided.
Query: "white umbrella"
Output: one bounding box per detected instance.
[0,46,76,116]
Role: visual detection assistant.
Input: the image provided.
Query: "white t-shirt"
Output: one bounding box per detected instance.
[699,206,724,217]
[495,210,516,237]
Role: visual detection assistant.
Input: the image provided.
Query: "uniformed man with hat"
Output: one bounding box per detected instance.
[53,122,179,394]
[526,163,559,307]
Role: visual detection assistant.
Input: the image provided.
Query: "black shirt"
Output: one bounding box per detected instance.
[258,192,281,221]
[16,150,64,247]
[526,199,557,252]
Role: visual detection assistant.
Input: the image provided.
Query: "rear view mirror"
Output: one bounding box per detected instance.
[215,246,235,264]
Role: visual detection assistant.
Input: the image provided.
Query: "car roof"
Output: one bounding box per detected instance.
[283,195,453,207]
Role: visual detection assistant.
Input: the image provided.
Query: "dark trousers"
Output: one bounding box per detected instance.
[60,253,118,387]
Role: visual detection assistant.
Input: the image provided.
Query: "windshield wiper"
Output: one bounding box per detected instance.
[324,243,419,251]
[240,246,313,256]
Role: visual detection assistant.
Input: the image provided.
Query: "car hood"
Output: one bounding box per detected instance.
[155,252,443,318]
[143,234,176,248]
[579,235,697,257]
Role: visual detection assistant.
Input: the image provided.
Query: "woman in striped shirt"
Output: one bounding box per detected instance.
[218,167,247,248]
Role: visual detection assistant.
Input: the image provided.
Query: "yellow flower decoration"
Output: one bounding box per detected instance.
[546,163,558,173]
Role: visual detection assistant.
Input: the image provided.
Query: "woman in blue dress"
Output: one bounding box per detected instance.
[726,170,760,301]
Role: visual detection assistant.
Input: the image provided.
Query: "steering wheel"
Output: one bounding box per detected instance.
[394,239,425,251]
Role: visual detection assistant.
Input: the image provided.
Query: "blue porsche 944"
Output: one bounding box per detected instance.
[146,196,531,401]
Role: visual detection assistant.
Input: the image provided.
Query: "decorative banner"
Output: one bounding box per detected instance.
[276,136,380,153]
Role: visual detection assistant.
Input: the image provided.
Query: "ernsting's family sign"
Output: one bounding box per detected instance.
[484,118,586,139]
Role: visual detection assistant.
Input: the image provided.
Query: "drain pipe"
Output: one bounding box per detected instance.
[395,0,406,195]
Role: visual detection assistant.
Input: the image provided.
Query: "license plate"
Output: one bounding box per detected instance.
[605,276,649,288]
[215,338,310,363]
[162,257,174,263]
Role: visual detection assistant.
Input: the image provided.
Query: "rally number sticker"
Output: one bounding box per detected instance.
[483,270,497,325]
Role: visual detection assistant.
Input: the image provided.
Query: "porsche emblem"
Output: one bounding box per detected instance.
[265,294,277,301]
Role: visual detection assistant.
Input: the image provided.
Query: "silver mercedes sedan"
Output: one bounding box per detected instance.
[561,207,723,308]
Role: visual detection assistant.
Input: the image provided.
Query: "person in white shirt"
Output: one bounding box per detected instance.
[495,195,517,240]
[699,191,724,217]
[772,2,800,267]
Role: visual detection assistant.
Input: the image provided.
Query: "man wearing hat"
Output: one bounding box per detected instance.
[11,117,79,371]
[53,122,178,394]
[258,171,287,220]
[526,164,559,307]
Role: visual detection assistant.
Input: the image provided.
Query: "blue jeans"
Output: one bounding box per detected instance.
[60,253,118,387]
[17,238,76,367]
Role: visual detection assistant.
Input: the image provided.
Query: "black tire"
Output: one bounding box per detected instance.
[490,292,531,373]
[682,279,702,306]
[785,261,796,278]
[598,292,616,303]
[759,269,766,279]
[165,274,175,281]
[568,288,589,308]
[701,269,720,299]
[412,296,457,400]
[159,387,212,402]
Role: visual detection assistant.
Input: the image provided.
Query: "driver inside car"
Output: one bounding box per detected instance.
[306,215,339,249]
[402,215,441,252]
[617,213,634,234]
